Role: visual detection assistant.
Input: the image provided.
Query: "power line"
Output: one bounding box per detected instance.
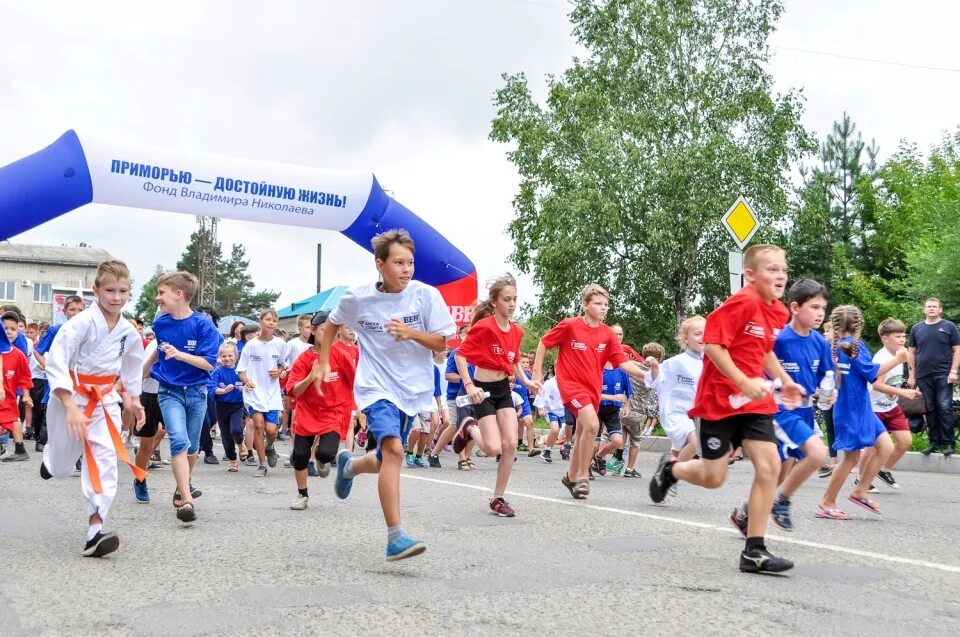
[774,45,960,74]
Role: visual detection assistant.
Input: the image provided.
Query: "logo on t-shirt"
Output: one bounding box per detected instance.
[250,354,263,362]
[570,340,587,351]
[324,371,340,383]
[491,344,504,356]
[359,320,384,333]
[185,339,197,352]
[597,343,607,352]
[402,313,421,325]
[744,322,765,339]
[675,374,695,386]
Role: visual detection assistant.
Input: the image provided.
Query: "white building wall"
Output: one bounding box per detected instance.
[0,261,97,323]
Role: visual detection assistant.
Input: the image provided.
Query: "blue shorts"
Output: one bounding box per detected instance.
[547,412,563,425]
[363,399,414,461]
[518,400,532,420]
[247,408,281,425]
[773,408,815,461]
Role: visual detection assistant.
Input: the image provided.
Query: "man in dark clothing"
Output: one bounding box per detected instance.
[907,298,960,457]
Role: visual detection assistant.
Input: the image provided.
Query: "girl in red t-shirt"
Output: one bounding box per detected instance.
[453,275,539,518]
[532,284,649,500]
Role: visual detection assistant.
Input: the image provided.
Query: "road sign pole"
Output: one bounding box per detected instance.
[728,250,744,294]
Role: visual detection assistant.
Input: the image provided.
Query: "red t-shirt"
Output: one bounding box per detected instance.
[456,316,523,374]
[1,349,33,425]
[622,344,641,362]
[689,285,789,420]
[541,317,627,407]
[285,342,358,438]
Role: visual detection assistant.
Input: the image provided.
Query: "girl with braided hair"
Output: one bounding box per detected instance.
[816,305,908,519]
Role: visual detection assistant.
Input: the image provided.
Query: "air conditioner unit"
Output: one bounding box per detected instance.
[20,280,31,287]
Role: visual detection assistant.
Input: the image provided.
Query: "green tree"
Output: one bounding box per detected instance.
[218,243,279,317]
[491,0,811,345]
[134,265,163,322]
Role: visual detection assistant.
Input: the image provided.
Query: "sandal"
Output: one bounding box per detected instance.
[848,494,881,514]
[467,459,476,469]
[173,489,183,509]
[457,459,471,471]
[815,506,851,520]
[561,473,576,497]
[573,479,590,499]
[228,461,238,473]
[176,502,196,523]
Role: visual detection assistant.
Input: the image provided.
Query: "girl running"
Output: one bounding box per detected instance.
[816,305,907,519]
[211,342,245,472]
[452,275,539,517]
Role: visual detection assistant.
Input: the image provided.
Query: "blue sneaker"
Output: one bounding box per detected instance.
[405,452,416,468]
[133,479,150,503]
[770,498,793,532]
[386,534,426,561]
[413,456,427,468]
[334,450,354,500]
[307,460,319,477]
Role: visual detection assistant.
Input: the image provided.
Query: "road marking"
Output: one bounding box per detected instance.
[402,473,960,574]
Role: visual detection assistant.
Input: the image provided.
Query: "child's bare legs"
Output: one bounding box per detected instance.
[10,419,24,445]
[676,432,699,462]
[571,406,600,482]
[406,430,420,455]
[265,423,278,451]
[820,449,860,509]
[520,415,534,449]
[881,430,912,470]
[467,415,503,458]
[416,426,429,456]
[779,436,827,498]
[350,437,403,527]
[494,409,519,495]
[135,435,156,471]
[432,423,457,456]
[544,422,559,449]
[252,413,266,463]
[853,435,893,501]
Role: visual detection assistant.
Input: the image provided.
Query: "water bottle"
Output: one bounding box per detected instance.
[456,391,490,407]
[729,379,782,409]
[816,371,836,410]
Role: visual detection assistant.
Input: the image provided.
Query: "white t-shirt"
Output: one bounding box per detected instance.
[534,376,564,417]
[646,350,703,424]
[328,280,456,416]
[285,337,311,367]
[27,338,45,380]
[237,336,288,412]
[142,339,160,393]
[870,348,903,413]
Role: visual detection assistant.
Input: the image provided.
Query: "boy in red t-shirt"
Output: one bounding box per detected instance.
[285,310,359,511]
[532,284,649,500]
[1,311,34,461]
[648,245,804,574]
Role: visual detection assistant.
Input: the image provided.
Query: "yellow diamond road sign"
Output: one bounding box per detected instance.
[722,196,759,250]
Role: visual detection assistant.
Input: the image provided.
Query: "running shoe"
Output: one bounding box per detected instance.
[729,506,748,538]
[266,446,278,468]
[668,484,678,498]
[203,455,219,465]
[189,484,202,498]
[1,450,29,462]
[413,456,427,468]
[527,448,542,458]
[648,452,677,503]
[290,495,309,510]
[133,479,150,504]
[607,458,625,475]
[452,421,473,455]
[254,465,268,478]
[739,547,794,573]
[622,468,641,478]
[818,464,834,478]
[316,461,331,478]
[560,446,571,461]
[245,454,258,467]
[405,452,416,468]
[770,498,793,532]
[427,455,441,468]
[489,497,516,517]
[386,534,426,561]
[591,456,607,476]
[307,460,319,477]
[516,442,528,452]
[853,478,878,494]
[542,449,552,463]
[284,458,293,468]
[944,447,955,458]
[83,531,120,558]
[877,470,899,489]
[334,450,354,499]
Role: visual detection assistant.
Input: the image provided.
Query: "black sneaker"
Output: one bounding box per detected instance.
[542,449,552,463]
[591,456,607,476]
[83,531,120,558]
[853,478,878,494]
[40,462,52,480]
[944,448,955,458]
[877,470,899,490]
[921,446,937,456]
[739,547,794,573]
[266,446,278,468]
[527,448,541,458]
[35,442,43,453]
[559,446,570,461]
[648,452,677,503]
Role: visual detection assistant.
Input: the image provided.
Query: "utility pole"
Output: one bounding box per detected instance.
[196,216,218,306]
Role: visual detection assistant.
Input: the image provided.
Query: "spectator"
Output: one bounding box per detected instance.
[907,298,960,457]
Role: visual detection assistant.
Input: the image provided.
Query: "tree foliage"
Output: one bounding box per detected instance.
[491,0,811,348]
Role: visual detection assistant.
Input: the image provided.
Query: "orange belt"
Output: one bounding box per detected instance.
[71,372,148,493]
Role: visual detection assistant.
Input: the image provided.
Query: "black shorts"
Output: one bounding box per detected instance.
[597,405,623,436]
[138,392,162,438]
[473,378,514,420]
[696,413,777,460]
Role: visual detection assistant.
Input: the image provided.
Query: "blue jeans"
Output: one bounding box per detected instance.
[917,375,956,448]
[158,384,208,456]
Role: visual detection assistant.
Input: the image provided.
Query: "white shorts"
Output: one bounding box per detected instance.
[416,412,434,434]
[664,413,695,451]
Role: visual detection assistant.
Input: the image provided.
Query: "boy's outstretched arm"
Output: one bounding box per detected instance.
[532,341,548,384]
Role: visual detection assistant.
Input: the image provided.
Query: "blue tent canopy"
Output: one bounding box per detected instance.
[277,286,347,319]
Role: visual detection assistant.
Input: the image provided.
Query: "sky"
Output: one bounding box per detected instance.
[1,0,958,312]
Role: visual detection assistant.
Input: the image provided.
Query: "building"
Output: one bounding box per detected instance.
[0,242,113,324]
[276,286,347,334]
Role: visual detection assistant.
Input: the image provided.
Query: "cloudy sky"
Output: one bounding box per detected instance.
[2,0,958,311]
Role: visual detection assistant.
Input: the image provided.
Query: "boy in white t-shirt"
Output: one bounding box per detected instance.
[321,229,456,561]
[237,309,288,477]
[867,318,923,489]
[534,376,564,463]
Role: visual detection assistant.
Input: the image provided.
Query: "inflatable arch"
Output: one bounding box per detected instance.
[0,130,477,321]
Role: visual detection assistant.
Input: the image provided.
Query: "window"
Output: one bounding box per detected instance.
[0,280,15,301]
[34,282,53,303]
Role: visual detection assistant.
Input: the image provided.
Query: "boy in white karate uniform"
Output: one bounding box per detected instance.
[41,260,146,557]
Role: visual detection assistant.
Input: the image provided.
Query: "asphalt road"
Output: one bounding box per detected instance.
[2,440,960,637]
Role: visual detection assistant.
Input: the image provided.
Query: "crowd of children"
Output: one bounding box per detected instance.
[0,237,945,573]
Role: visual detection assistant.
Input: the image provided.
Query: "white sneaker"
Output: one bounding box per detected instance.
[290,495,308,510]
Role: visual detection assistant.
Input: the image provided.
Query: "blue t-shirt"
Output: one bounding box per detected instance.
[433,364,442,398]
[35,324,63,403]
[444,347,475,400]
[13,331,28,356]
[833,337,885,451]
[150,311,220,388]
[210,365,244,403]
[600,367,633,408]
[512,370,532,407]
[909,319,960,379]
[774,324,834,409]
